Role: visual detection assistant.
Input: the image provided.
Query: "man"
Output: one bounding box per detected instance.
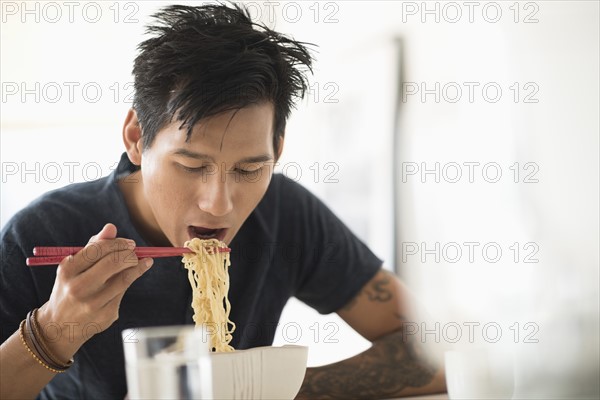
[0,4,445,399]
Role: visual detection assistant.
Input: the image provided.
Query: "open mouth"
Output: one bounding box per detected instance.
[188,226,227,242]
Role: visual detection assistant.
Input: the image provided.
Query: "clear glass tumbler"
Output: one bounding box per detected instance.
[122,325,212,399]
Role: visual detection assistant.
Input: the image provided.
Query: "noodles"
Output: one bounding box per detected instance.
[182,238,235,352]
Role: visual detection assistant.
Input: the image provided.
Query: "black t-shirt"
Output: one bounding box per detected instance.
[0,153,382,399]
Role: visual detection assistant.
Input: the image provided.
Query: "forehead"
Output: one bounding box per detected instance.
[155,103,275,156]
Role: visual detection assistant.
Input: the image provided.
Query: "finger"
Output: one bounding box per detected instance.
[92,258,154,308]
[60,238,136,277]
[83,292,124,333]
[88,223,118,244]
[58,226,117,277]
[87,225,114,247]
[59,250,140,302]
[74,248,141,293]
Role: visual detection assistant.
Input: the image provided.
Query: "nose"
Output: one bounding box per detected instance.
[197,172,233,217]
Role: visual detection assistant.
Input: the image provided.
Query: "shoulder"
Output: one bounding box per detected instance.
[262,173,330,223]
[1,176,115,248]
[267,172,305,192]
[251,173,339,241]
[12,177,110,223]
[243,173,327,242]
[263,173,323,209]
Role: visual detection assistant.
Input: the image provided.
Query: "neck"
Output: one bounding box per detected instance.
[118,171,171,246]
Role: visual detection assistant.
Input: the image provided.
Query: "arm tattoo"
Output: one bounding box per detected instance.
[365,275,392,302]
[296,314,438,399]
[341,271,394,311]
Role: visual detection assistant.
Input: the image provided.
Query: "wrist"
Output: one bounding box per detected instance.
[35,305,84,362]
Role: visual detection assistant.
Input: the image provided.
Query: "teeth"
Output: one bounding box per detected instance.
[197,233,216,238]
[191,227,219,239]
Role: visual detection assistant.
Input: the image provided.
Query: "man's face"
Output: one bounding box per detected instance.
[135,102,277,247]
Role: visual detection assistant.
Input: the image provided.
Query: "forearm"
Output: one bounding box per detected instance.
[0,330,57,399]
[296,329,446,399]
[1,307,84,399]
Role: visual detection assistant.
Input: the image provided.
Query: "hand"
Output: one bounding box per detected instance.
[35,224,153,362]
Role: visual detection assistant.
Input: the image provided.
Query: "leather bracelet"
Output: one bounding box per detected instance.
[24,311,53,367]
[18,320,67,374]
[25,310,70,371]
[29,309,74,369]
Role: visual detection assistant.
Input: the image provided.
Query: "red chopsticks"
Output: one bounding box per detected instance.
[27,246,231,266]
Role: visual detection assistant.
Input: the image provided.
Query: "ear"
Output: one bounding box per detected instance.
[122,108,144,166]
[275,135,285,162]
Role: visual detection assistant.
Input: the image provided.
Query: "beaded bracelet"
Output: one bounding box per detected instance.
[29,309,74,369]
[18,320,67,374]
[24,312,54,368]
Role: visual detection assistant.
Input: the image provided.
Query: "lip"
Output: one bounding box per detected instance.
[187,226,229,243]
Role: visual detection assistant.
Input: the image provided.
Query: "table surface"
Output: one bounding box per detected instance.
[393,394,449,400]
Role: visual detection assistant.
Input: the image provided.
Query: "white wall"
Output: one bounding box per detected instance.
[2,2,598,391]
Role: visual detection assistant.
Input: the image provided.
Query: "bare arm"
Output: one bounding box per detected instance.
[0,224,153,399]
[0,331,58,399]
[296,269,446,399]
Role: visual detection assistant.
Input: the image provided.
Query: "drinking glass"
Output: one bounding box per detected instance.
[122,325,212,399]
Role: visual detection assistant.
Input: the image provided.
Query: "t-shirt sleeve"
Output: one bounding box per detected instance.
[278,176,383,315]
[1,208,52,344]
[0,194,89,344]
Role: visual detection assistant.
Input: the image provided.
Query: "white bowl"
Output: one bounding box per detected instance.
[210,345,308,400]
[123,326,308,400]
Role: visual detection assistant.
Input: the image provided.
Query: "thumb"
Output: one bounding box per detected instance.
[88,223,118,244]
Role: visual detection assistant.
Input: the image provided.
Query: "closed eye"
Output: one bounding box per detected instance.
[176,162,265,176]
[235,163,264,176]
[178,163,213,174]
[236,168,260,176]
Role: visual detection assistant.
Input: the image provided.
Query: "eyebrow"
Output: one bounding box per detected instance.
[172,149,274,164]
